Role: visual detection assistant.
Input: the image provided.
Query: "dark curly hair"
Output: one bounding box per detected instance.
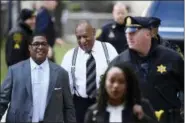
[29,31,47,44]
[97,62,141,112]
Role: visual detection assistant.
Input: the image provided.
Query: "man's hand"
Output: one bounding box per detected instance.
[133,104,144,120]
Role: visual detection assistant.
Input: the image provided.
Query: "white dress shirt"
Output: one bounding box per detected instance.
[61,40,118,98]
[30,58,50,122]
[106,103,125,123]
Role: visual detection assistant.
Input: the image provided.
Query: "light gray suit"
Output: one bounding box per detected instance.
[0,59,76,123]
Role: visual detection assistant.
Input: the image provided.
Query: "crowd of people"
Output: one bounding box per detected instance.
[0,1,184,123]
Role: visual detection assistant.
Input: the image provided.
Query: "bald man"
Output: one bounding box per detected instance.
[96,2,128,54]
[61,20,118,123]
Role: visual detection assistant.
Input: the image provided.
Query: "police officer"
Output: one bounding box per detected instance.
[151,19,184,120]
[5,9,36,66]
[96,2,128,54]
[110,16,184,123]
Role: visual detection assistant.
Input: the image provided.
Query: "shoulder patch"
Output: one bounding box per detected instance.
[13,33,22,42]
[13,33,22,49]
[95,29,102,39]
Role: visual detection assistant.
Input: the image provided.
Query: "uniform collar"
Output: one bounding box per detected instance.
[112,22,125,29]
[18,20,32,34]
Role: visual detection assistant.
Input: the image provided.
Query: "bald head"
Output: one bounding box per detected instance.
[75,20,93,32]
[113,2,128,24]
[113,2,127,11]
[75,20,95,52]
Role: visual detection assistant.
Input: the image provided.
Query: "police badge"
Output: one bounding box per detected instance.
[126,17,132,26]
[13,33,22,49]
[108,31,115,38]
[157,64,167,74]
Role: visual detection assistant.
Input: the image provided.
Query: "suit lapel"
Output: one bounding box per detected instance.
[46,61,58,106]
[25,59,33,102]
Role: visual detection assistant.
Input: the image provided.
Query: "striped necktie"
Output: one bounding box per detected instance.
[86,52,97,98]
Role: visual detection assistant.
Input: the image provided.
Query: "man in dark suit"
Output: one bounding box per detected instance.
[35,0,64,62]
[0,32,76,122]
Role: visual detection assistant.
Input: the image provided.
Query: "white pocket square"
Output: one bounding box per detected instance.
[54,87,62,90]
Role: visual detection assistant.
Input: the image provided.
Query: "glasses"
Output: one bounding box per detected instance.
[31,42,48,48]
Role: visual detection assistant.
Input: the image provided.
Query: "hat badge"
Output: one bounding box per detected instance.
[126,17,132,26]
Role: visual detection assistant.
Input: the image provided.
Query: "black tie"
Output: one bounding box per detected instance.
[140,62,149,82]
[86,53,97,98]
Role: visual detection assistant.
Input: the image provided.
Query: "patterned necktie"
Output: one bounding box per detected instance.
[86,53,97,98]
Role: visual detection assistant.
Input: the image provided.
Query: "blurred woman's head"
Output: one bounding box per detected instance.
[97,62,141,111]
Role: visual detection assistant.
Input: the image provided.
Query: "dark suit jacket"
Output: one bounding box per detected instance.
[35,7,56,47]
[84,98,158,123]
[0,59,76,123]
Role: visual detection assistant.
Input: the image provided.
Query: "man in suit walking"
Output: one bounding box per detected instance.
[0,32,76,122]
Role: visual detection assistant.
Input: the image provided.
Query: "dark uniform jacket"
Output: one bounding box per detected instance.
[84,98,158,123]
[5,21,32,66]
[96,21,127,54]
[35,7,56,47]
[110,39,184,111]
[157,35,184,59]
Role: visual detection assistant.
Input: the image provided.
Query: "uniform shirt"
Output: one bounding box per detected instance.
[106,103,125,123]
[30,58,50,122]
[96,21,127,54]
[61,40,118,98]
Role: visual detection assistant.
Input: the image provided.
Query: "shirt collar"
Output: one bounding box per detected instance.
[30,57,49,70]
[106,102,125,111]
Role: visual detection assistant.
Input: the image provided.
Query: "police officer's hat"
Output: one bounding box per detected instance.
[125,16,161,33]
[18,9,36,21]
[149,17,161,28]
